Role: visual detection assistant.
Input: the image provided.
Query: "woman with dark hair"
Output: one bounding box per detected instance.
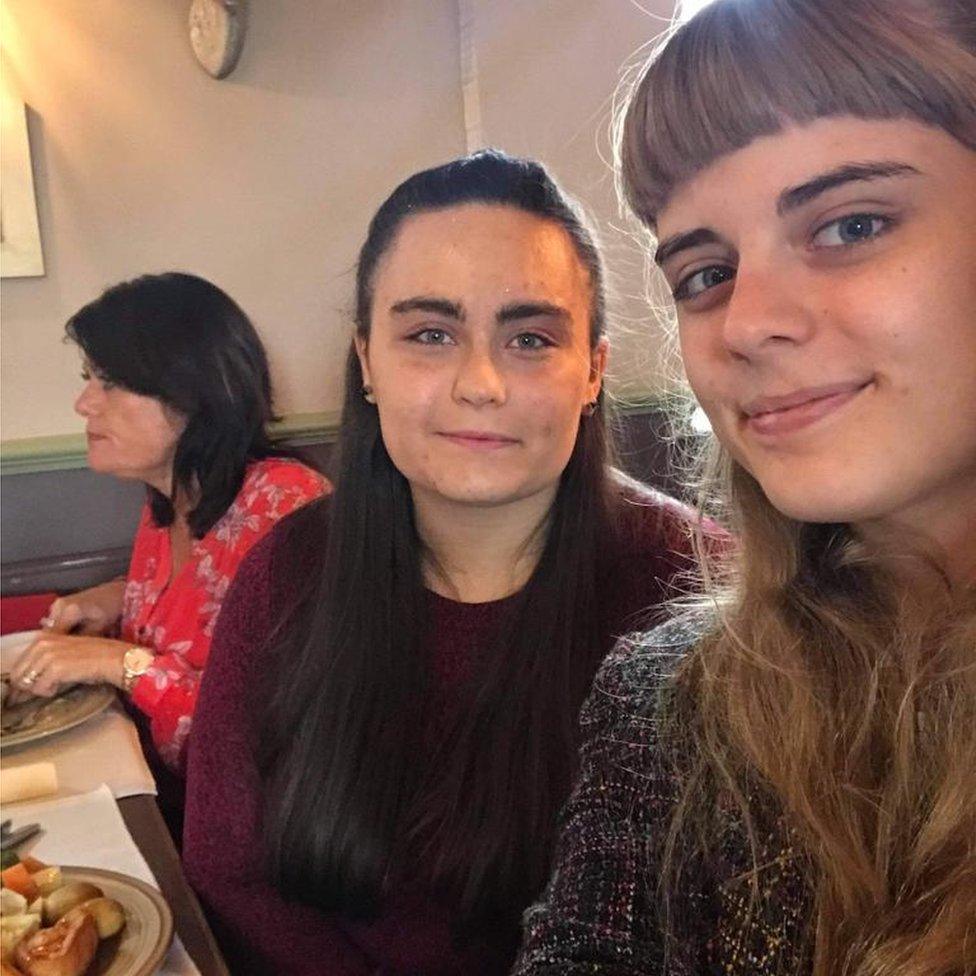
[182,149,699,974]
[515,1,976,974]
[9,273,327,782]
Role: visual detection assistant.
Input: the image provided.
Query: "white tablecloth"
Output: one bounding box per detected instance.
[7,785,200,976]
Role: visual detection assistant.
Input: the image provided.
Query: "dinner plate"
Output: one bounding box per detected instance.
[59,866,174,976]
[0,632,116,752]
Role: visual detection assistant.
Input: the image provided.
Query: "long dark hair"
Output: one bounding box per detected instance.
[67,272,289,538]
[260,150,622,926]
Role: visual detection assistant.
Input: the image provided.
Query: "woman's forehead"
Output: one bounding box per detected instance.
[374,205,591,304]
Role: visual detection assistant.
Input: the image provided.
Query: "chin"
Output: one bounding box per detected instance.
[85,450,113,475]
[760,483,887,526]
[430,475,549,508]
[442,486,528,507]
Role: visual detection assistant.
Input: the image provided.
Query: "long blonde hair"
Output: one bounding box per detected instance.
[618,1,976,973]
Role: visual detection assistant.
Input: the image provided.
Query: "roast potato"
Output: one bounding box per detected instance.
[75,899,123,940]
[40,886,101,928]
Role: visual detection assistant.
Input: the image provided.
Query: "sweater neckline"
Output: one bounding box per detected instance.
[424,586,523,613]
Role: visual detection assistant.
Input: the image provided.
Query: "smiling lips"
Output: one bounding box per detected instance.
[742,380,872,436]
[438,430,520,450]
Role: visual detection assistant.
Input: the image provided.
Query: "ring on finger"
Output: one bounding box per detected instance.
[21,669,40,687]
[39,615,54,628]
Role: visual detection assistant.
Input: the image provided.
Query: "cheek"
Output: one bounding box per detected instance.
[143,412,185,461]
[523,386,583,453]
[374,392,435,474]
[678,330,731,421]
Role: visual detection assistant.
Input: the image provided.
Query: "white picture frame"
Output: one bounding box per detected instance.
[1,86,45,278]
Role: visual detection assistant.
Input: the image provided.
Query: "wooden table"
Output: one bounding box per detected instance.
[118,795,229,976]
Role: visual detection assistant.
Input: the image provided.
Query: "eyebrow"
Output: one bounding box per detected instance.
[654,161,921,266]
[654,228,722,267]
[389,297,570,326]
[776,161,920,216]
[497,301,570,325]
[390,296,464,320]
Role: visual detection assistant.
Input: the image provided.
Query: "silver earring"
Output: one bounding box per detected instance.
[362,385,376,404]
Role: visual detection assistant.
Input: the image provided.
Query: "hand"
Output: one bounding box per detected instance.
[6,633,129,705]
[40,579,126,636]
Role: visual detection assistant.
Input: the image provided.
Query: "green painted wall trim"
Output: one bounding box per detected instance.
[0,410,343,476]
[0,397,674,476]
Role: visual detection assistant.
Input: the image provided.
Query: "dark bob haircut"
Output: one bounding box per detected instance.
[67,272,285,538]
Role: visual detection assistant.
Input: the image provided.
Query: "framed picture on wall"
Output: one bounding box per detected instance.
[1,85,44,278]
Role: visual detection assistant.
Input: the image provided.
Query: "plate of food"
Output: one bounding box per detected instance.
[0,634,115,753]
[0,858,173,976]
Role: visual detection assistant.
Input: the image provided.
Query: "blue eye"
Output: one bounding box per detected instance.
[510,333,551,351]
[812,213,891,248]
[673,264,735,302]
[411,329,454,345]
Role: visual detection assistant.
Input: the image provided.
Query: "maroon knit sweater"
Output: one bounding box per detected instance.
[183,489,697,975]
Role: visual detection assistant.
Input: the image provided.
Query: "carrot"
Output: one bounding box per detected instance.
[18,855,47,874]
[0,861,38,901]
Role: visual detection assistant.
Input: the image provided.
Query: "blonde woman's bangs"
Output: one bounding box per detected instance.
[620,0,976,225]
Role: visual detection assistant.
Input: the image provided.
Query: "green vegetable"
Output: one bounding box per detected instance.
[0,850,18,871]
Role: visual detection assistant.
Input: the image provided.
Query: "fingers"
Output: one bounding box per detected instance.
[6,671,58,702]
[9,638,48,694]
[40,597,84,634]
[6,662,54,702]
[9,638,65,698]
[6,689,26,706]
[21,666,62,698]
[5,686,39,707]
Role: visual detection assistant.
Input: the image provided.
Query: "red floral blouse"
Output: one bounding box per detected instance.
[120,457,328,771]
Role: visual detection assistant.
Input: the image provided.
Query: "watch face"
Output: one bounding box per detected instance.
[124,648,154,673]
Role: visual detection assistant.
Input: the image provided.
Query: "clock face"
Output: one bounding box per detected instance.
[189,0,246,79]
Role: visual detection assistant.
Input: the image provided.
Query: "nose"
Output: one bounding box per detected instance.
[452,344,507,407]
[720,261,817,361]
[74,378,102,417]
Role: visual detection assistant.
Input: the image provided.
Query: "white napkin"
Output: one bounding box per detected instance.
[5,784,200,976]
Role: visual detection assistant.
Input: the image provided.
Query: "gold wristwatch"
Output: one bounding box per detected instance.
[121,647,154,694]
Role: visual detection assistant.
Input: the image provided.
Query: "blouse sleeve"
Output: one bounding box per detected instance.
[512,626,693,976]
[183,524,372,975]
[130,460,329,770]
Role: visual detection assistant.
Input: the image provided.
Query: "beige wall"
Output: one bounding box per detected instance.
[470,0,675,397]
[1,0,675,443]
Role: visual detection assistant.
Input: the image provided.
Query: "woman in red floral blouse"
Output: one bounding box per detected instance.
[120,456,326,770]
[9,273,327,777]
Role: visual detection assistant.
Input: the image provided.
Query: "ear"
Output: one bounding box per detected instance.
[585,335,609,404]
[354,334,373,389]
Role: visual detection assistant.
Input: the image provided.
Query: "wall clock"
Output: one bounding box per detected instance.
[188,0,248,79]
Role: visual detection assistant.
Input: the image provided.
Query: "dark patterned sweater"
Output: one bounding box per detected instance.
[183,488,701,976]
[513,614,814,975]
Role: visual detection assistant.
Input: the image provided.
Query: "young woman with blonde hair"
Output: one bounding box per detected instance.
[515,1,976,973]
